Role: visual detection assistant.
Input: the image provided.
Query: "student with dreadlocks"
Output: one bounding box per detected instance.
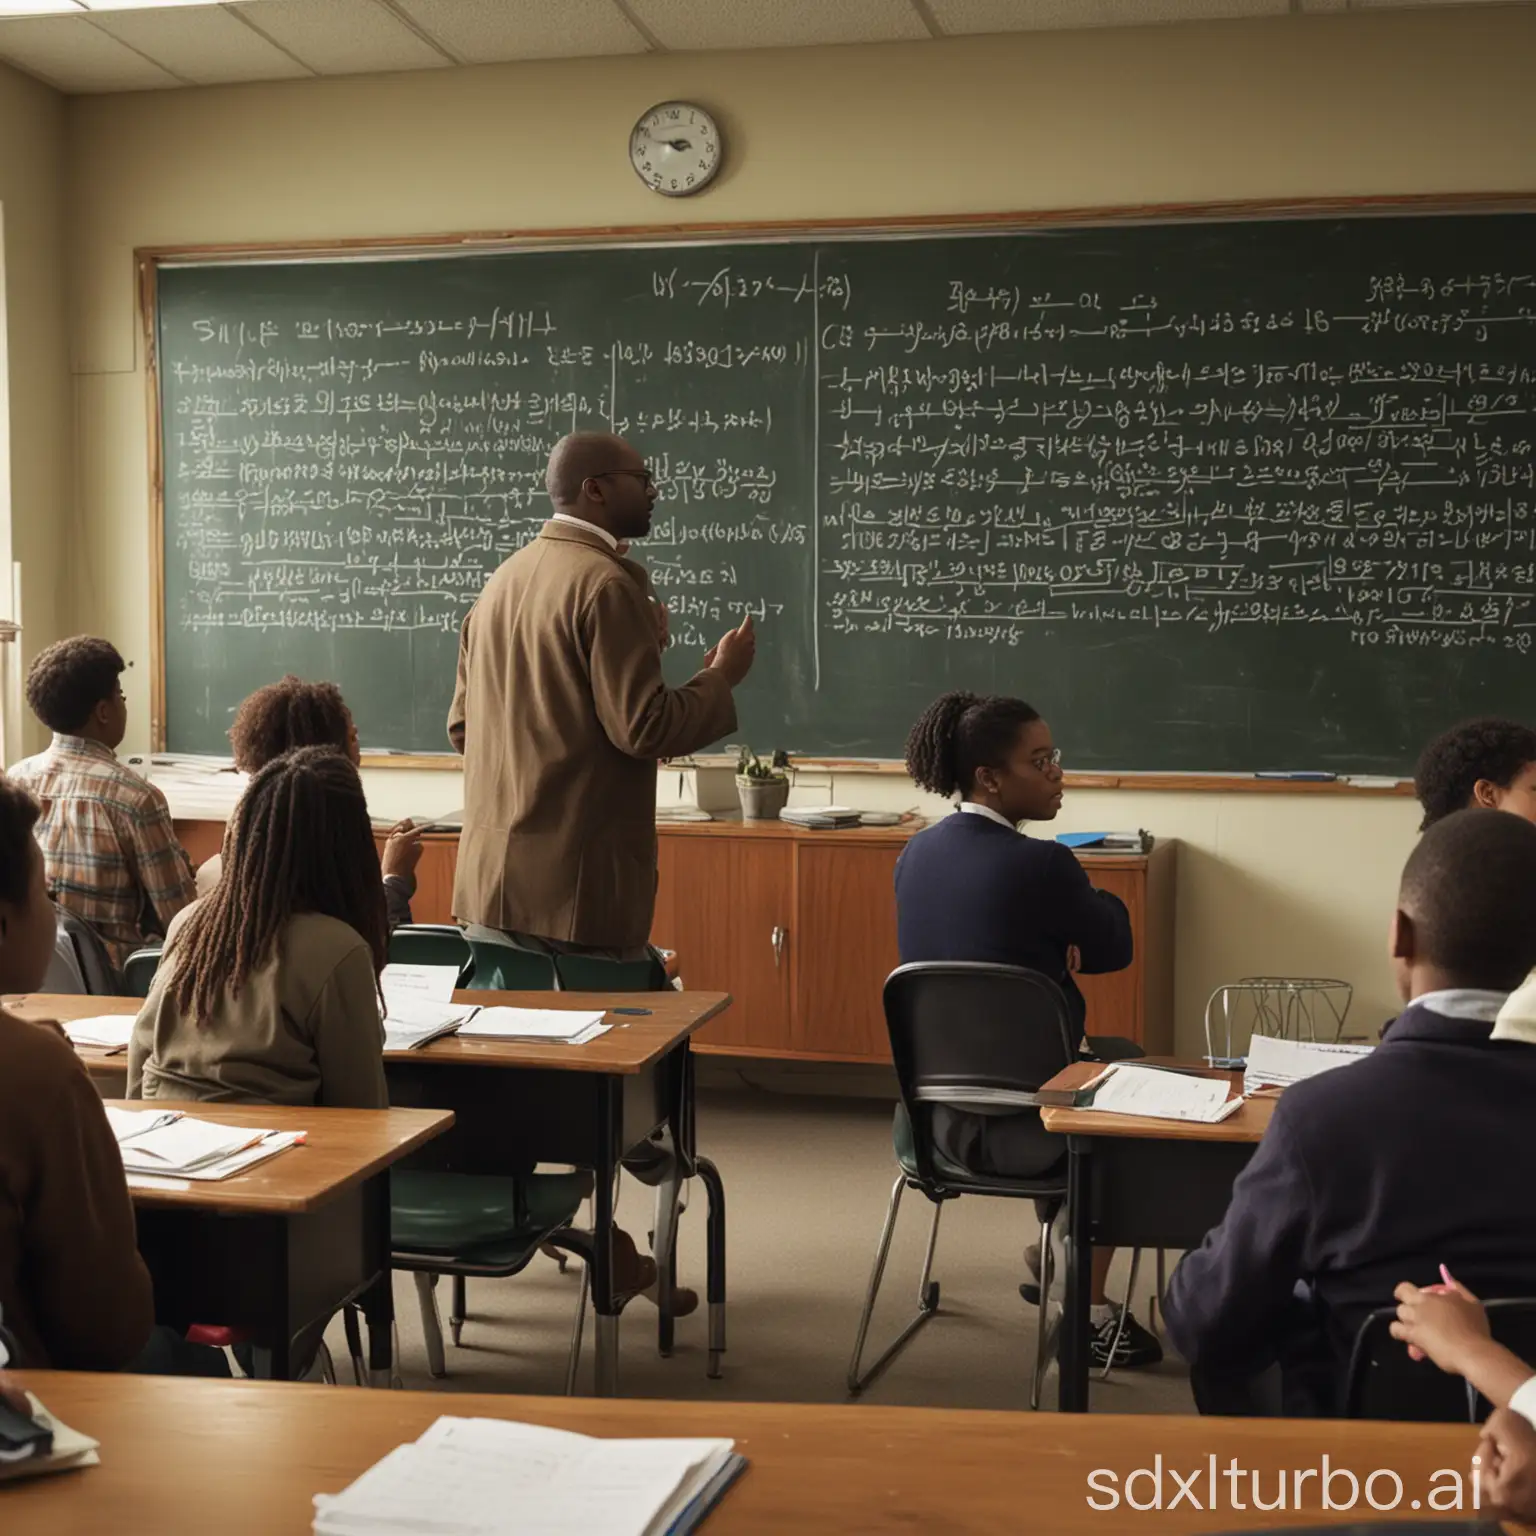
[894,691,1161,1370]
[128,746,388,1109]
[195,675,422,929]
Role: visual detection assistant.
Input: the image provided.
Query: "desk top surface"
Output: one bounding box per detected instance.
[2,1373,1496,1535]
[8,989,732,1077]
[1039,1060,1277,1144]
[99,1100,452,1214]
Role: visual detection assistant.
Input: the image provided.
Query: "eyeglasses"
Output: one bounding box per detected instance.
[1028,748,1063,774]
[593,469,657,492]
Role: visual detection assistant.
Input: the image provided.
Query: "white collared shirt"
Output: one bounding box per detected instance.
[550,511,618,551]
[1511,1376,1536,1429]
[1493,969,1536,1043]
[956,801,1018,832]
[1412,988,1509,1022]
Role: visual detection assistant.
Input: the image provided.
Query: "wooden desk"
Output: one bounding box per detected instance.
[1040,1062,1269,1415]
[105,1099,451,1382]
[22,989,733,1396]
[174,815,1179,1064]
[5,1372,1503,1534]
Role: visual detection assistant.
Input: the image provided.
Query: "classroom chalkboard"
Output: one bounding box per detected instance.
[153,205,1536,772]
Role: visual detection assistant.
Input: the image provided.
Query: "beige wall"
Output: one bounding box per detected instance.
[60,7,1536,1048]
[0,61,68,757]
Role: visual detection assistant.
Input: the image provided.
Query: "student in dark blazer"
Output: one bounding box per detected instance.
[894,691,1156,1368]
[1163,808,1536,1416]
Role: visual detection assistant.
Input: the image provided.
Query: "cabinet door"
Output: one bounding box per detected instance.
[653,836,793,1051]
[792,843,902,1061]
[1073,865,1145,1043]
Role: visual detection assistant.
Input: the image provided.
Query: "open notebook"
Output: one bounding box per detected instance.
[103,1107,304,1181]
[313,1416,745,1536]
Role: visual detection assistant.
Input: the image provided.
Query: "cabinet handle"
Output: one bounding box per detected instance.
[771,925,786,968]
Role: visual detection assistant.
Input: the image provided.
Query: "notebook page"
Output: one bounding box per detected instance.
[458,1008,607,1041]
[103,1106,180,1143]
[1090,1064,1237,1122]
[1243,1034,1373,1092]
[117,1116,270,1171]
[382,964,462,1008]
[313,1440,715,1536]
[61,1015,136,1049]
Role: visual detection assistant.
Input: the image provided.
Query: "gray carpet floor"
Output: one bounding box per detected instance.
[327,1076,1197,1414]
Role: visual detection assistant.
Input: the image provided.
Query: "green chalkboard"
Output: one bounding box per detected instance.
[156,207,1536,772]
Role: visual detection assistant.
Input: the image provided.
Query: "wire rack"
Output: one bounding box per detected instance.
[1203,976,1354,1065]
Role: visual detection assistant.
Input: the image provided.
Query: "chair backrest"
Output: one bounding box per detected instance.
[460,926,557,992]
[552,946,670,993]
[882,962,1077,1189]
[388,924,474,986]
[47,907,122,995]
[121,944,165,999]
[1342,1298,1536,1421]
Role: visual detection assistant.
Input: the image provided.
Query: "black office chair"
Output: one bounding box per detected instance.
[847,961,1078,1407]
[551,945,671,993]
[459,925,559,991]
[1342,1297,1536,1421]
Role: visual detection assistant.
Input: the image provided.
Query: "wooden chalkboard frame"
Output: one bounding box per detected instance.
[138,191,1533,789]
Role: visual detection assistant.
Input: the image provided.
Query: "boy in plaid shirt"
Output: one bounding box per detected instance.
[9,637,196,969]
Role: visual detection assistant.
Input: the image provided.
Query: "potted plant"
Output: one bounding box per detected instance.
[735,747,790,822]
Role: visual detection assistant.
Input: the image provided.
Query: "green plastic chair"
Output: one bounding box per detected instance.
[551,946,670,993]
[389,1169,593,1386]
[121,945,165,999]
[387,924,474,986]
[460,926,558,991]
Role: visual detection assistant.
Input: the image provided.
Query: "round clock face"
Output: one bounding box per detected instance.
[630,102,722,198]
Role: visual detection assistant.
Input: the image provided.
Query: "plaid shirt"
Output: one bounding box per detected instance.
[8,735,197,969]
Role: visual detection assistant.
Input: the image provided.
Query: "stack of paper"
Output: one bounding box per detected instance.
[1243,1034,1374,1094]
[457,1008,611,1045]
[61,1015,137,1050]
[313,1416,744,1536]
[109,1112,304,1182]
[0,1394,100,1484]
[779,805,862,829]
[1087,1063,1244,1123]
[380,963,480,1050]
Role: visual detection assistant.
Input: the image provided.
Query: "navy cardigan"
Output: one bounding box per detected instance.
[893,810,1133,1042]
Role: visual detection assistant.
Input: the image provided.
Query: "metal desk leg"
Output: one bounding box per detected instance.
[654,1149,682,1359]
[593,1075,622,1397]
[1058,1138,1092,1412]
[362,1173,395,1388]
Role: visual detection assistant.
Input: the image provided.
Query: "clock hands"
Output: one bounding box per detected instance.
[648,135,694,152]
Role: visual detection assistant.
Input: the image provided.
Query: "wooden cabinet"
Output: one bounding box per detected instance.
[174,816,1175,1065]
[653,835,793,1051]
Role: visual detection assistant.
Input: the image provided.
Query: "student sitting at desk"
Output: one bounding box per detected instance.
[196,675,422,929]
[0,773,154,1369]
[129,746,388,1109]
[8,635,196,970]
[1414,717,1536,829]
[894,691,1157,1369]
[1163,808,1536,1416]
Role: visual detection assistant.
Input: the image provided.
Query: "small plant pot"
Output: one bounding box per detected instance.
[736,775,790,822]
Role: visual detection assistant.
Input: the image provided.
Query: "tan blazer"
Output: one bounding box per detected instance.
[449,521,736,948]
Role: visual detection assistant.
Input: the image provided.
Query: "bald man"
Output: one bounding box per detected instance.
[450,432,755,955]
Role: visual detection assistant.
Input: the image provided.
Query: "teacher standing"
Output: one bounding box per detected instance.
[449,432,757,958]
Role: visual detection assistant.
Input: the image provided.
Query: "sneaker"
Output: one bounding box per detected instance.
[642,1281,700,1317]
[609,1227,658,1303]
[1019,1241,1043,1306]
[1089,1307,1163,1370]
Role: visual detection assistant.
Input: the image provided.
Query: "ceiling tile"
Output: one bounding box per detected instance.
[627,0,929,50]
[89,3,309,82]
[392,0,647,62]
[0,13,179,89]
[926,0,1289,32]
[229,0,449,75]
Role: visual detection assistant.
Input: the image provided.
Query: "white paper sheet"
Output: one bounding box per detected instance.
[1089,1064,1243,1123]
[61,1015,137,1049]
[1243,1034,1373,1094]
[457,1008,610,1044]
